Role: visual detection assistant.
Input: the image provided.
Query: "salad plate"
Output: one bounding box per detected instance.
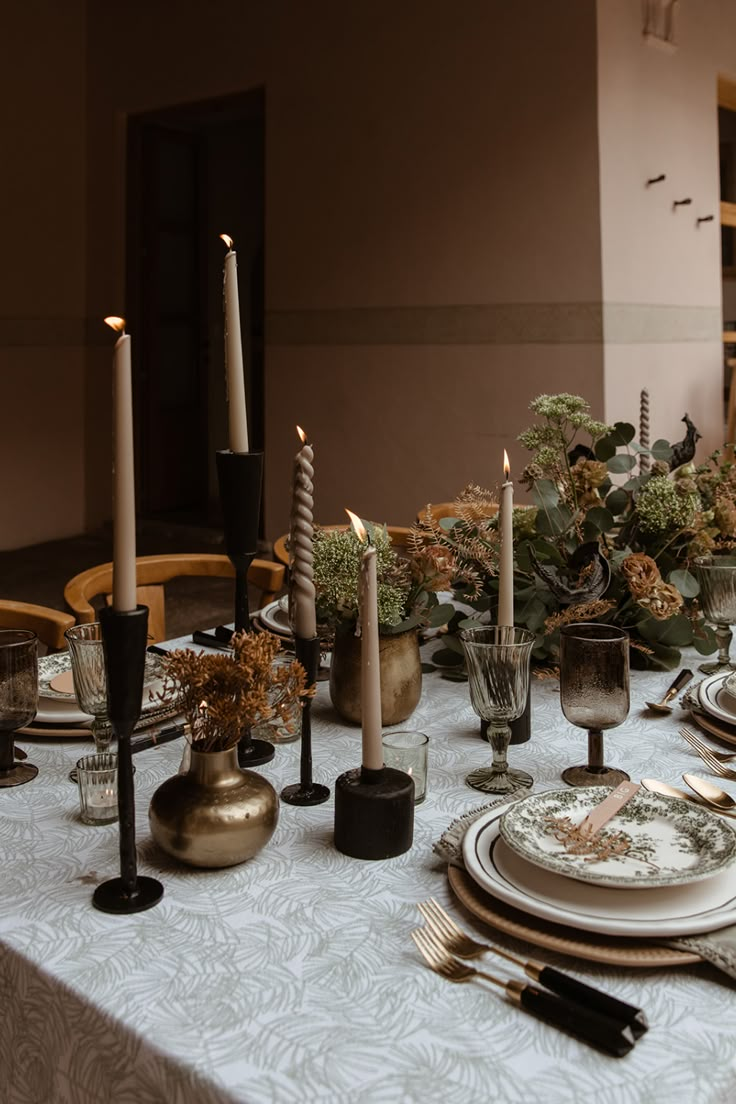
[697,672,736,726]
[498,786,736,889]
[463,799,736,937]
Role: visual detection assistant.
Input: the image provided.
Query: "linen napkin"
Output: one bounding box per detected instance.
[434,790,736,982]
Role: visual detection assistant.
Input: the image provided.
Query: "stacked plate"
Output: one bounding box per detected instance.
[30,652,174,737]
[692,671,736,745]
[456,786,736,967]
[254,596,292,640]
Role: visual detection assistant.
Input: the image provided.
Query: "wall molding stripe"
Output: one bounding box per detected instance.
[265,302,722,346]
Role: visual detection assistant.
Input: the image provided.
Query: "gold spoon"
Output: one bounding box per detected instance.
[645,669,693,714]
[641,777,704,804]
[682,773,736,815]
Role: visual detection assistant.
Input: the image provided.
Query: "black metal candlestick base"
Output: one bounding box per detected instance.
[237,731,275,768]
[0,732,37,787]
[334,766,414,859]
[92,605,164,915]
[281,636,330,806]
[215,449,264,632]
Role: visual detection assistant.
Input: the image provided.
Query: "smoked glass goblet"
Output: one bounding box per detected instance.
[460,627,534,794]
[0,630,39,787]
[559,623,630,787]
[694,554,736,673]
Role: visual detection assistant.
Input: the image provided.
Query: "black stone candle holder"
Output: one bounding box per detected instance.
[334,766,414,860]
[92,605,164,915]
[281,636,329,806]
[215,448,273,768]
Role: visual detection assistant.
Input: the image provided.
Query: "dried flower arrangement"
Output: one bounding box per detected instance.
[312,522,454,635]
[157,631,312,753]
[412,393,724,670]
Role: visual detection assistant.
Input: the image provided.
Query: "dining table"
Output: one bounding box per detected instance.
[2,633,736,1104]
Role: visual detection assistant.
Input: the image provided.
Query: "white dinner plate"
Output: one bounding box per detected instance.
[34,696,93,726]
[697,672,736,726]
[463,800,736,937]
[38,651,163,703]
[498,786,736,889]
[257,598,292,637]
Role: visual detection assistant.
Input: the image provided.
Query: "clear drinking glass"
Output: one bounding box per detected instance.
[694,554,736,673]
[76,752,118,825]
[460,627,534,794]
[382,730,429,803]
[559,623,630,787]
[65,623,111,754]
[0,630,39,787]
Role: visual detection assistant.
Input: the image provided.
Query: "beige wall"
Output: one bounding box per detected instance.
[84,0,603,541]
[597,0,735,455]
[0,1,86,550]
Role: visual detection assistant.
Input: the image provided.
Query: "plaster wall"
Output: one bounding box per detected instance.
[0,1,86,550]
[597,0,736,454]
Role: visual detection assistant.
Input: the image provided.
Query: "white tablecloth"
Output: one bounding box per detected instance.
[2,642,736,1104]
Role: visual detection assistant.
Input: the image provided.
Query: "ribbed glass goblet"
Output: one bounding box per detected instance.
[0,630,39,787]
[694,554,736,673]
[65,623,111,754]
[559,623,630,787]
[460,627,534,794]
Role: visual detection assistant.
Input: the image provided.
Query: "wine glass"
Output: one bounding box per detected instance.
[694,554,736,673]
[0,630,39,788]
[65,623,112,755]
[460,626,534,794]
[559,623,630,787]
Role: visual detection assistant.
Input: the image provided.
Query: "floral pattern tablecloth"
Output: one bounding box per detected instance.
[2,641,736,1104]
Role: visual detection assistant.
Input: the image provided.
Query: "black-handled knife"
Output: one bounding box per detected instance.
[513,982,636,1057]
[527,962,648,1038]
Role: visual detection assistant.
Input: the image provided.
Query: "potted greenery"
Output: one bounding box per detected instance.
[313,522,453,724]
[148,632,310,868]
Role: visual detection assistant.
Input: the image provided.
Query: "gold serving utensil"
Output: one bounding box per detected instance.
[416,898,647,1035]
[679,730,736,782]
[680,727,736,765]
[683,773,736,814]
[641,777,704,804]
[645,669,693,714]
[410,928,636,1057]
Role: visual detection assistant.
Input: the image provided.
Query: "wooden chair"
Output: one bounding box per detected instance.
[64,554,285,644]
[273,525,412,568]
[0,600,75,652]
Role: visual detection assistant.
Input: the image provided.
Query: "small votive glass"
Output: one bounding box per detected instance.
[382,731,429,804]
[76,753,118,825]
[252,656,303,744]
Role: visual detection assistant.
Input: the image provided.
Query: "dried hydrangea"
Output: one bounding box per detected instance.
[639,582,684,621]
[313,524,410,629]
[620,553,660,599]
[635,476,700,533]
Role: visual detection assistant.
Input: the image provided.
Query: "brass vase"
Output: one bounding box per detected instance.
[148,744,279,868]
[329,624,422,726]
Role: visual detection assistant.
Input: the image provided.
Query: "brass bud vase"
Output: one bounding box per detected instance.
[149,744,278,868]
[329,624,422,726]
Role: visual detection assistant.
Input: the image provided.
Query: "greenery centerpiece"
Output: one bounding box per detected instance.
[412,393,726,671]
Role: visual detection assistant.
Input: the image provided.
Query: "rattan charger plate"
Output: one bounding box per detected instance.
[448,865,701,968]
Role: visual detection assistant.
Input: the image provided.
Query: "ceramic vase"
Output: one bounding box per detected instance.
[329,624,421,726]
[149,743,278,868]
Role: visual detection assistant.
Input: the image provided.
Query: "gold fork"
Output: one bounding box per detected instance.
[410,928,635,1057]
[417,898,647,1035]
[680,727,736,765]
[680,728,736,780]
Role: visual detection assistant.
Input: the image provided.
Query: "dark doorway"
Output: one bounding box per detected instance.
[126,88,265,527]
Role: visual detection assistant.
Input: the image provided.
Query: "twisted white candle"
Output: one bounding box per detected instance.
[640,389,650,474]
[289,427,317,639]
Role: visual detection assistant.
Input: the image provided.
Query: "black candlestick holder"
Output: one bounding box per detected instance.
[0,732,38,787]
[216,448,274,768]
[281,636,330,806]
[334,765,414,860]
[92,605,164,915]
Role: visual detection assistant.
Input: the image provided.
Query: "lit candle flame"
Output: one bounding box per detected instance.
[503,449,511,480]
[220,233,234,250]
[198,699,208,713]
[346,508,367,542]
[297,425,307,444]
[104,316,126,334]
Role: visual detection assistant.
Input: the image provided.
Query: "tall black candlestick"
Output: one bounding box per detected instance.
[281,636,330,806]
[92,605,164,914]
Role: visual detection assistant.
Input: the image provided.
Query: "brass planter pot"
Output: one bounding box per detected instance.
[329,625,422,726]
[149,745,278,868]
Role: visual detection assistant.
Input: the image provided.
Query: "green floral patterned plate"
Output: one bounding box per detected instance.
[499,787,736,889]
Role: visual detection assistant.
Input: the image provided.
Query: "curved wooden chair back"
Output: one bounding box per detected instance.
[0,600,75,652]
[273,525,412,568]
[64,553,285,644]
